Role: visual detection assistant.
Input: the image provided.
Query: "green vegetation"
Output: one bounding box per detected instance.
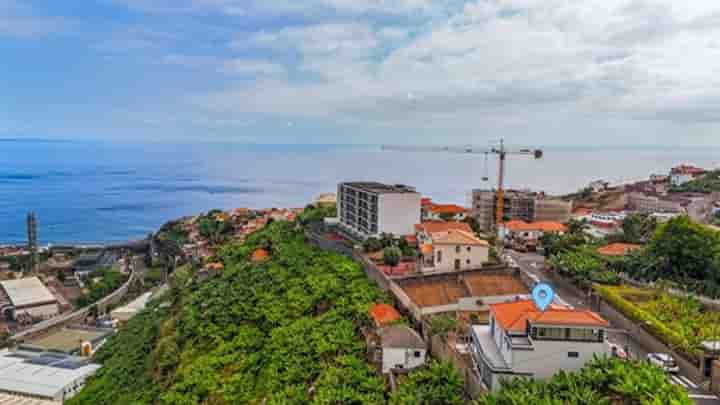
[197,210,234,244]
[621,213,658,244]
[390,361,464,405]
[595,285,720,361]
[156,220,188,245]
[671,170,720,193]
[383,246,402,267]
[299,203,336,224]
[75,268,128,308]
[70,221,463,404]
[623,216,720,298]
[549,250,620,286]
[476,356,691,405]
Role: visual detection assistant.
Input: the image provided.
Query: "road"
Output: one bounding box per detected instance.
[506,250,720,405]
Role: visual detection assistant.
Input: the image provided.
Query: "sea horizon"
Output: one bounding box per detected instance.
[2,139,719,245]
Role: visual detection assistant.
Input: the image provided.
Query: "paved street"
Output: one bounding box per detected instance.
[505,250,720,405]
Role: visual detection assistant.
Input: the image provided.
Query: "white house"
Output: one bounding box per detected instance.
[0,277,59,320]
[373,325,427,374]
[419,228,489,272]
[469,299,610,391]
[337,182,421,239]
[670,165,705,187]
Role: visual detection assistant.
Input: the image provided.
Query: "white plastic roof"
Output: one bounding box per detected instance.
[0,277,57,307]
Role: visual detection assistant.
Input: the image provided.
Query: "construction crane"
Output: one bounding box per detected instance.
[381,139,543,232]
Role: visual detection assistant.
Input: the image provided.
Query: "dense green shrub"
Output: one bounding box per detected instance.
[476,356,691,404]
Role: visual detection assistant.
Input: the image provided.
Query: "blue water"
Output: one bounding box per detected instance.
[1,139,719,244]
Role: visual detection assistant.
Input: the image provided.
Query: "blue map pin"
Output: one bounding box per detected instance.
[532,283,555,312]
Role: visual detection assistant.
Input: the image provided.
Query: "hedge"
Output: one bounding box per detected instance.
[593,284,702,362]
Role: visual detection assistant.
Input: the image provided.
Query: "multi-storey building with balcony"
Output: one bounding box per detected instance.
[337,182,421,239]
[471,190,571,232]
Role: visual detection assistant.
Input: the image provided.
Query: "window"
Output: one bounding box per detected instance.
[568,328,599,341]
[466,259,471,265]
[467,246,471,252]
[568,352,579,358]
[536,327,565,340]
[437,250,442,263]
[456,246,461,253]
[414,351,422,358]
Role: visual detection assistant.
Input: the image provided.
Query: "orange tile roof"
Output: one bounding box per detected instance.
[430,229,489,246]
[415,221,473,234]
[429,204,466,215]
[504,220,567,233]
[251,248,270,263]
[490,300,608,332]
[369,303,401,327]
[597,243,642,257]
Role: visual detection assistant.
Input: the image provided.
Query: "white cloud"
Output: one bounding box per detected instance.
[191,0,720,131]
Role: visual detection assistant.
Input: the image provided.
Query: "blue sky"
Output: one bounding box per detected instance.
[3,0,720,146]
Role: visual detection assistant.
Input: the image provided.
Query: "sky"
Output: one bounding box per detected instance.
[2,0,720,146]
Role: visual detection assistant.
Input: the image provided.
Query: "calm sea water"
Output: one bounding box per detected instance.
[1,139,719,244]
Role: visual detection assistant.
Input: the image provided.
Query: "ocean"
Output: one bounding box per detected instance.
[1,139,719,244]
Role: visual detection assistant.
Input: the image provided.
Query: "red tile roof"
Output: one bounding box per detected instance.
[429,204,466,215]
[671,165,706,176]
[369,303,401,327]
[429,229,489,246]
[596,243,642,257]
[251,248,270,263]
[415,221,473,234]
[490,300,608,332]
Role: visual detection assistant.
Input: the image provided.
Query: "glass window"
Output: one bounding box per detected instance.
[536,327,565,339]
[568,328,599,341]
[467,246,471,252]
[456,246,461,253]
[437,250,442,263]
[568,352,579,358]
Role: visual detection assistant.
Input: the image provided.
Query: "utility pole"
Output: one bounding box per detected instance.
[26,212,38,273]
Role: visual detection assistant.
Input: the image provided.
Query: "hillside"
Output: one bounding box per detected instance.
[69,221,396,404]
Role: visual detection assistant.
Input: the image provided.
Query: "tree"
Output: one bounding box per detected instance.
[463,216,482,235]
[383,246,402,269]
[57,270,67,283]
[622,213,657,244]
[362,237,383,253]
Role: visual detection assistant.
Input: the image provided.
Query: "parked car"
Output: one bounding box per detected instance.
[647,353,679,374]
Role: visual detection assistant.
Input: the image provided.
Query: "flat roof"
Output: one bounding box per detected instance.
[0,277,57,308]
[0,349,100,399]
[28,327,113,354]
[341,182,417,194]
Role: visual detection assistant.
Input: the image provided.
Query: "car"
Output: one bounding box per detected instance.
[647,353,679,374]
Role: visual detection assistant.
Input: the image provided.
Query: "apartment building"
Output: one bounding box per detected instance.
[470,300,609,391]
[471,190,572,231]
[337,182,421,239]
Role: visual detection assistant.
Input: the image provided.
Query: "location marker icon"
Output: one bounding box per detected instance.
[532,283,555,312]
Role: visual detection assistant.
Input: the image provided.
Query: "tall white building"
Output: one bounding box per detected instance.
[470,299,609,391]
[337,182,421,239]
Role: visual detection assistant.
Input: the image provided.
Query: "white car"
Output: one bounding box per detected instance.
[647,353,679,374]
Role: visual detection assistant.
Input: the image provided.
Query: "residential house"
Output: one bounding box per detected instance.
[368,324,427,374]
[469,300,609,391]
[418,228,489,273]
[421,200,467,221]
[502,220,567,251]
[670,164,706,187]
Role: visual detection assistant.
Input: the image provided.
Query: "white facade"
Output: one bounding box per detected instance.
[671,172,694,187]
[338,182,421,239]
[423,242,489,272]
[470,302,609,391]
[0,277,59,321]
[381,347,427,374]
[16,303,60,320]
